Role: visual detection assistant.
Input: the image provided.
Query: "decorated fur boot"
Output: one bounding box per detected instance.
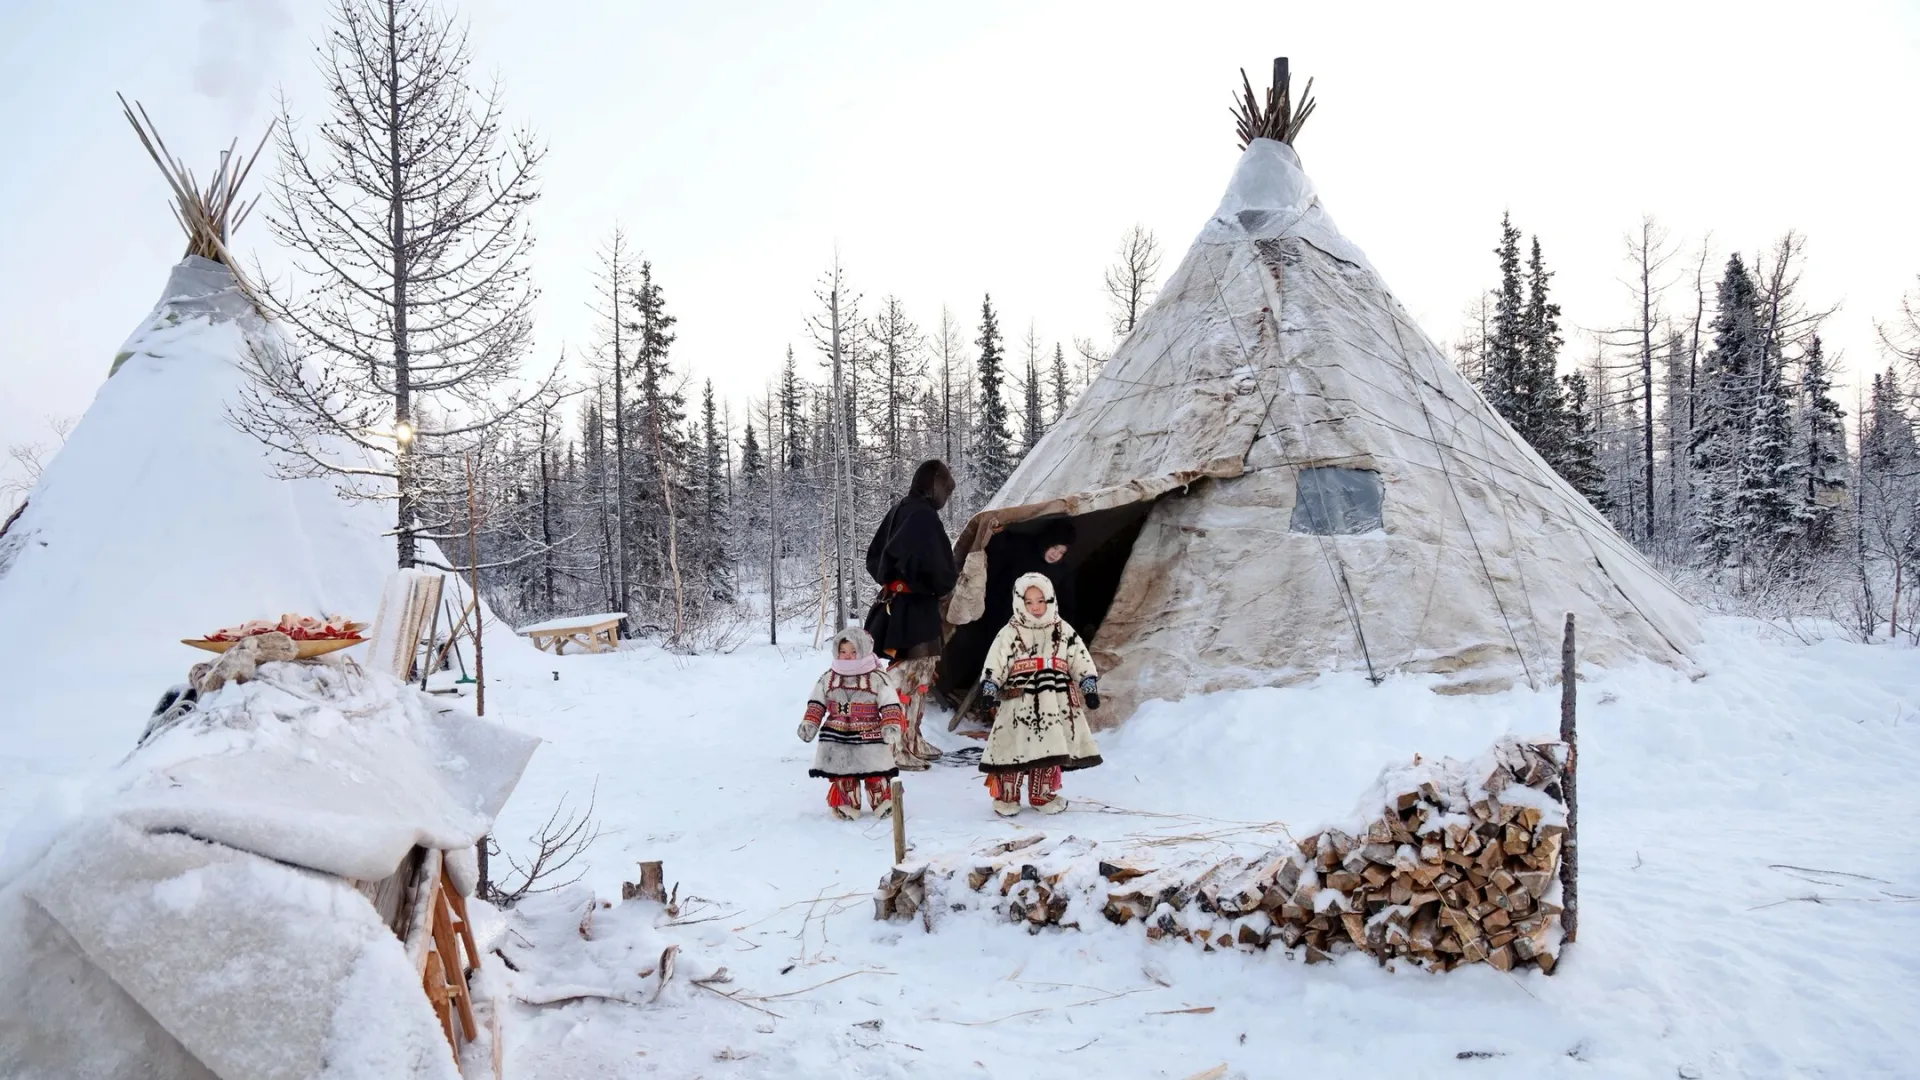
[867,777,895,818]
[987,771,1024,817]
[828,779,864,821]
[1029,766,1067,815]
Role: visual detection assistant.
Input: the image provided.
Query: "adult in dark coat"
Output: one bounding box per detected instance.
[864,460,958,766]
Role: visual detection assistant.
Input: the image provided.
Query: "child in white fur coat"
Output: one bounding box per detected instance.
[978,573,1102,816]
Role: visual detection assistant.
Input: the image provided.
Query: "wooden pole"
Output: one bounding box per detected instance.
[1558,613,1578,945]
[890,779,906,865]
[465,454,486,718]
[466,452,490,901]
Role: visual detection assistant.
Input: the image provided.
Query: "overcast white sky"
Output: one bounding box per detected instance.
[3,0,1918,480]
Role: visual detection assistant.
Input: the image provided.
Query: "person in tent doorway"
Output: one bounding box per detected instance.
[797,628,905,820]
[991,516,1079,628]
[979,573,1103,815]
[865,459,959,771]
[945,515,1081,717]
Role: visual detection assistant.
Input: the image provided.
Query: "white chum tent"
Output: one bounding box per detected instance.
[0,255,398,789]
[945,137,1701,721]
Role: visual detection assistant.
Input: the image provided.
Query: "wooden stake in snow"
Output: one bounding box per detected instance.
[465,453,486,718]
[466,452,491,898]
[1559,613,1578,946]
[891,779,907,865]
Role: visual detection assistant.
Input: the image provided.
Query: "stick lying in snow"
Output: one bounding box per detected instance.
[692,981,785,1020]
[514,989,648,1008]
[936,986,1162,1026]
[742,969,895,1002]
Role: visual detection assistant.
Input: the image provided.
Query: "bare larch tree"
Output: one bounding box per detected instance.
[241,0,547,568]
[1104,224,1163,339]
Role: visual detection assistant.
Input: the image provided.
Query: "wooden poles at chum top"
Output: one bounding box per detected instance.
[1231,57,1318,150]
[117,93,269,292]
[1559,613,1579,944]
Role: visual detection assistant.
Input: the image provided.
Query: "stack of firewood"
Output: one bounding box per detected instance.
[877,737,1570,975]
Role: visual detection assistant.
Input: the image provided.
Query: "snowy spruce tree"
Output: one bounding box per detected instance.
[1736,336,1799,556]
[699,380,735,603]
[1858,369,1919,632]
[1690,254,1764,563]
[1520,236,1571,469]
[971,295,1015,495]
[1021,323,1046,455]
[1797,335,1847,549]
[1661,329,1693,547]
[1557,370,1609,511]
[626,261,693,636]
[1481,215,1529,427]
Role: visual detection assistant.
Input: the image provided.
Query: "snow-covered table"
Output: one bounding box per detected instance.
[515,612,626,655]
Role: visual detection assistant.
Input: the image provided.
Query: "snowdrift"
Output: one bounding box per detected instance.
[0,658,538,1080]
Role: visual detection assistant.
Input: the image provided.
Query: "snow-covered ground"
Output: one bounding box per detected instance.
[453,618,1918,1079]
[4,616,1917,1078]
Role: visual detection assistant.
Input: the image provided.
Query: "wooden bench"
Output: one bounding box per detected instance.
[515,612,626,655]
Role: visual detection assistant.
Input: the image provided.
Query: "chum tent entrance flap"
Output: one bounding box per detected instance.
[937,500,1155,699]
[943,463,1240,630]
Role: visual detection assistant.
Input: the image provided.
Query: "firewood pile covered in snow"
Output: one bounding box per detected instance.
[877,736,1571,974]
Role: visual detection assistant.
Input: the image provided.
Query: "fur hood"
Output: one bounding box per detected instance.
[1010,572,1060,630]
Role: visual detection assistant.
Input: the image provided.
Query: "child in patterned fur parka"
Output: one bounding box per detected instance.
[798,628,906,820]
[978,572,1102,816]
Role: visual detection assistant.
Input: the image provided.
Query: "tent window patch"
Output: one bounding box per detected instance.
[1290,467,1384,535]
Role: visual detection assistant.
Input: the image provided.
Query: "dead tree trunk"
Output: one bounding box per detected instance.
[1558,613,1578,946]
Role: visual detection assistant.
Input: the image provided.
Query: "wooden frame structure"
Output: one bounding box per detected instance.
[516,612,624,655]
[353,846,501,1076]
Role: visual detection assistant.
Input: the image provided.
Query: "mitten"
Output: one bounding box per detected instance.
[1080,676,1100,710]
[882,724,902,747]
[797,720,819,742]
[979,679,1002,708]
